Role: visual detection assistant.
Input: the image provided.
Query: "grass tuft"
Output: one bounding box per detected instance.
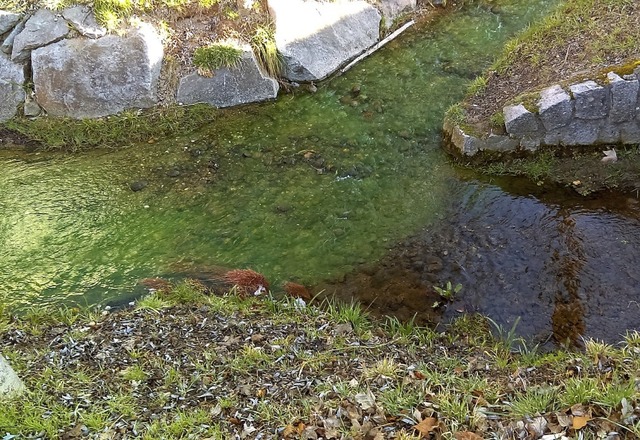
[193,41,244,73]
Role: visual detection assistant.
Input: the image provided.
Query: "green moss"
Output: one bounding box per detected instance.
[489,111,505,128]
[4,105,215,151]
[444,103,466,126]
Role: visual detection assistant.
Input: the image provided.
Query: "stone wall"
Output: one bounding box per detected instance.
[445,68,640,157]
[0,0,420,122]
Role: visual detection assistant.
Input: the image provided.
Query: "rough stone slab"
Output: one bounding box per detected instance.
[12,9,69,62]
[0,53,25,122]
[449,125,485,156]
[607,72,639,123]
[32,23,163,119]
[537,84,572,130]
[484,134,519,152]
[268,0,381,81]
[520,135,541,151]
[620,120,640,144]
[545,119,600,146]
[62,6,106,39]
[570,80,608,120]
[504,104,540,136]
[1,14,27,54]
[0,10,21,35]
[597,123,620,144]
[378,0,416,28]
[0,353,25,397]
[177,44,278,108]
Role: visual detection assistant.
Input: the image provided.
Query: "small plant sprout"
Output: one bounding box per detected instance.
[434,281,462,300]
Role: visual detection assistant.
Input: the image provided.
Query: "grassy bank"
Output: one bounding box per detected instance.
[2,282,640,439]
[449,0,640,193]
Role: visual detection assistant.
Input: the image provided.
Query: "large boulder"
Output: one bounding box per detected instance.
[268,0,381,81]
[11,8,70,62]
[0,353,25,397]
[0,53,25,122]
[31,23,163,119]
[177,43,278,108]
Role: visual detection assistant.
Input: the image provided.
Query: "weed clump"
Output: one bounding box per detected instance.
[193,41,243,74]
[222,268,269,296]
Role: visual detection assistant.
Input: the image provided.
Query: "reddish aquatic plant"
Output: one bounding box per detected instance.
[222,269,270,296]
[139,277,173,292]
[283,281,311,301]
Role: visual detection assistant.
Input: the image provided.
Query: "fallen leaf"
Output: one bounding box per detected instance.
[355,390,376,410]
[602,149,617,163]
[573,415,590,430]
[556,412,572,428]
[570,404,586,417]
[528,416,547,437]
[282,425,296,438]
[414,417,438,435]
[454,431,483,440]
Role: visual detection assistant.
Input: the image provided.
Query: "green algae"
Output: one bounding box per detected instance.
[0,0,561,308]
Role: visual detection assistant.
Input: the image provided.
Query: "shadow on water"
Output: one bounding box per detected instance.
[321,172,640,344]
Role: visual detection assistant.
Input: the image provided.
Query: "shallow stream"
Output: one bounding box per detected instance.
[3,0,637,343]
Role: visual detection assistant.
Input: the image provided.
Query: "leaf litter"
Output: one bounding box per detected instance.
[1,284,640,439]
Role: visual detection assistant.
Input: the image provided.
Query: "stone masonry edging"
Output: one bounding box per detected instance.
[444,67,640,157]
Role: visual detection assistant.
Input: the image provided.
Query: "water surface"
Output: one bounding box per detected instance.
[9,0,636,345]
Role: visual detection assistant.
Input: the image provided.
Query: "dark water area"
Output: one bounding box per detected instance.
[322,175,640,345]
[5,0,639,344]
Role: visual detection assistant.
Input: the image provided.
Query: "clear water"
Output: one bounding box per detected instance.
[1,2,561,308]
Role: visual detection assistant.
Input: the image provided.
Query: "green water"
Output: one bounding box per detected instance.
[0,1,560,307]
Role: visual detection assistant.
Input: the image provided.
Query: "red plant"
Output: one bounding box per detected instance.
[139,277,173,292]
[222,269,270,296]
[283,281,311,301]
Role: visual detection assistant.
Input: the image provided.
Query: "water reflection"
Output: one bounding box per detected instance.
[324,176,640,343]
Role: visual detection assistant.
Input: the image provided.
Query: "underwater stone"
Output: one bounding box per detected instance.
[607,72,639,123]
[504,104,540,136]
[537,84,572,130]
[570,80,609,120]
